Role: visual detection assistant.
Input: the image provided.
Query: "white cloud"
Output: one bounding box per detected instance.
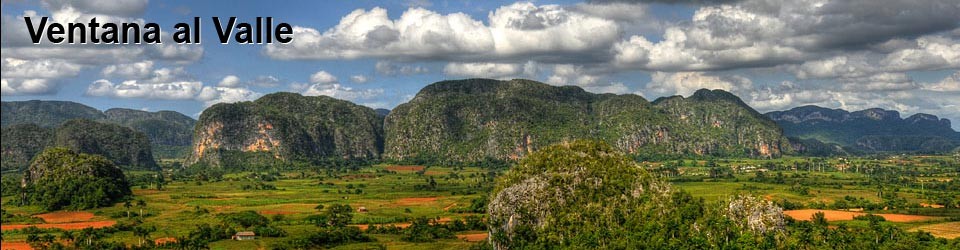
[86,79,203,100]
[924,71,960,92]
[42,0,149,17]
[544,64,631,94]
[1,58,83,95]
[197,86,263,107]
[102,60,154,79]
[612,0,960,72]
[350,75,369,83]
[645,71,753,97]
[218,75,241,87]
[264,3,621,63]
[2,58,83,79]
[301,83,384,101]
[1,78,60,95]
[310,70,338,84]
[443,62,522,78]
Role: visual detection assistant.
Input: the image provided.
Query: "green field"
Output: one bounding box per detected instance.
[2,154,958,249]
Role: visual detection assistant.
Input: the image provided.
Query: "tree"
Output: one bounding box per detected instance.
[124,200,133,218]
[133,225,156,247]
[325,204,353,228]
[137,199,147,217]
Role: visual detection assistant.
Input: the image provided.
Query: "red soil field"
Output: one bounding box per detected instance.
[784,209,940,222]
[0,241,33,250]
[154,237,177,245]
[458,233,489,242]
[394,197,438,206]
[34,211,95,223]
[386,165,425,171]
[1,221,116,231]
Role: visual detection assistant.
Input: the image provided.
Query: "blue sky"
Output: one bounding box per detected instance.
[2,0,958,128]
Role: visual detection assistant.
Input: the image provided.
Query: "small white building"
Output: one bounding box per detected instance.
[233,231,256,241]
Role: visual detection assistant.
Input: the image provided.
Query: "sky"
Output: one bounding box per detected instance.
[1,0,958,128]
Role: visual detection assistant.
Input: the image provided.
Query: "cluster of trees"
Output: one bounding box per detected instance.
[485,140,960,249]
[20,148,131,211]
[365,216,486,242]
[277,204,375,249]
[218,211,287,237]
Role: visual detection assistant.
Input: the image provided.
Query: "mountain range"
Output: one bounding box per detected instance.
[3,78,958,171]
[766,106,960,154]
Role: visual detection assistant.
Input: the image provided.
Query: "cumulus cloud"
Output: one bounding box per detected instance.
[196,86,263,107]
[264,2,622,63]
[218,75,241,87]
[0,1,205,96]
[544,64,631,94]
[1,58,83,95]
[1,78,60,95]
[86,79,203,100]
[102,60,154,79]
[443,62,522,78]
[310,70,338,84]
[87,65,262,106]
[302,83,385,101]
[216,75,281,88]
[2,58,83,79]
[645,71,753,97]
[295,70,385,103]
[613,0,960,71]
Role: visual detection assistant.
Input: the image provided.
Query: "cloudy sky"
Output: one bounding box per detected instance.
[2,0,958,128]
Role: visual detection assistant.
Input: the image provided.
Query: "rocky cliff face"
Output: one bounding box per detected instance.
[385,79,790,162]
[187,92,384,167]
[766,105,960,152]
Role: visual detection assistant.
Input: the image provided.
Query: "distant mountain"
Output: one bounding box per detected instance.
[766,105,960,153]
[384,79,790,162]
[2,119,157,171]
[102,108,196,158]
[187,92,384,167]
[1,100,104,127]
[375,108,390,118]
[2,101,196,158]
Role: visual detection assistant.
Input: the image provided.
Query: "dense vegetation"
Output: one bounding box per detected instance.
[1,100,104,127]
[768,105,960,153]
[486,140,959,249]
[19,148,132,211]
[188,92,384,167]
[102,108,196,159]
[1,101,197,159]
[385,79,790,164]
[1,119,157,171]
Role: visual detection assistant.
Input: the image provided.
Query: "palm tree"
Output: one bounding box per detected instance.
[124,200,133,218]
[136,199,147,218]
[133,225,155,247]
